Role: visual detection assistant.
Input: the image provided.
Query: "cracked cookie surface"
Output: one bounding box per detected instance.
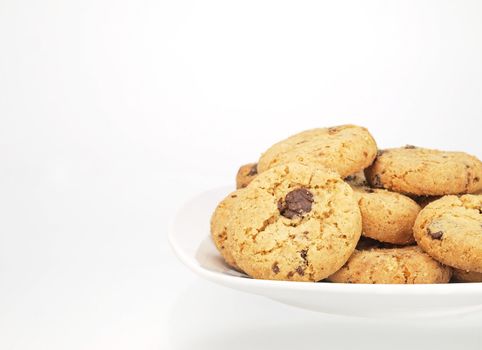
[257,125,377,178]
[236,163,258,189]
[327,246,452,284]
[350,185,421,245]
[227,162,362,282]
[365,147,482,195]
[413,195,482,273]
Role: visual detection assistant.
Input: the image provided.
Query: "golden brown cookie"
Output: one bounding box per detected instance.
[258,125,377,178]
[210,190,244,269]
[327,246,452,284]
[236,163,258,189]
[351,186,421,245]
[227,163,362,282]
[452,269,482,283]
[365,146,482,196]
[413,195,482,273]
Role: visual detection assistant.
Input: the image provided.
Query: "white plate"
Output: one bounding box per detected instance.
[169,186,482,318]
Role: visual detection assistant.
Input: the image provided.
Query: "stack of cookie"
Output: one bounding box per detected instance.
[210,125,482,284]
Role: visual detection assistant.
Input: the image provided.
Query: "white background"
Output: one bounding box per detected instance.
[1,0,482,349]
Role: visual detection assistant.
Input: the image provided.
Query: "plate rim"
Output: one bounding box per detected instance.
[169,186,482,296]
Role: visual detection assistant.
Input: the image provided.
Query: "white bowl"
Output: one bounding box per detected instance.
[168,186,482,318]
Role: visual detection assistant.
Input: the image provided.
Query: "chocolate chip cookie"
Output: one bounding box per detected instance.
[328,246,452,284]
[227,162,362,282]
[351,186,421,245]
[258,125,378,178]
[453,268,482,283]
[236,163,258,189]
[413,195,482,273]
[365,146,482,195]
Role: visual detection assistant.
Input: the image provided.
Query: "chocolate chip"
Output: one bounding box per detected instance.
[278,188,314,219]
[475,177,480,182]
[248,164,258,176]
[404,145,417,149]
[300,249,308,262]
[272,262,280,274]
[287,271,295,278]
[428,229,443,240]
[295,266,305,276]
